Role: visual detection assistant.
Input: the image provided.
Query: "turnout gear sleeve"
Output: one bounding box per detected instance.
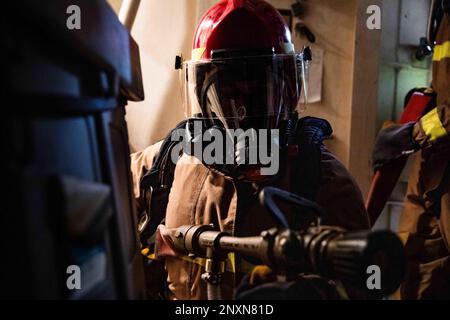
[397,15,450,300]
[413,105,450,148]
[372,103,450,172]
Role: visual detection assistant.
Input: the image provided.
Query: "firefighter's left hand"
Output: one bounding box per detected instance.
[372,122,420,171]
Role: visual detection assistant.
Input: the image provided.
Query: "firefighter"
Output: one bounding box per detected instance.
[131,0,369,300]
[371,0,450,299]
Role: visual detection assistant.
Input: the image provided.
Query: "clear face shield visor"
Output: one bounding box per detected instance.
[179,50,310,131]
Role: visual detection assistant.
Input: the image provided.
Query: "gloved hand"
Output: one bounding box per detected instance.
[372,122,421,172]
[235,266,341,300]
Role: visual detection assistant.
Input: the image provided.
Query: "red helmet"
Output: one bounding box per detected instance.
[192,0,294,60]
[179,0,309,180]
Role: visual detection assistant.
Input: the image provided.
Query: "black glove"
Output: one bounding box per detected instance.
[372,123,420,171]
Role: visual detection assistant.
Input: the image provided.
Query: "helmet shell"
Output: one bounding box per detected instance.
[192,0,294,60]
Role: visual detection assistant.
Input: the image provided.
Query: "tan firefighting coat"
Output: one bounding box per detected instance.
[131,141,370,300]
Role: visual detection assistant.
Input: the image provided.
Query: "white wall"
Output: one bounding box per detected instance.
[108,0,218,152]
[272,0,381,195]
[121,0,198,152]
[285,0,359,166]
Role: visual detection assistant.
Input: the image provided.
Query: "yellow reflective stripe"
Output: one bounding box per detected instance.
[179,253,236,273]
[141,248,156,260]
[192,48,206,61]
[420,108,447,141]
[227,253,236,273]
[181,255,206,267]
[141,249,238,273]
[433,41,450,62]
